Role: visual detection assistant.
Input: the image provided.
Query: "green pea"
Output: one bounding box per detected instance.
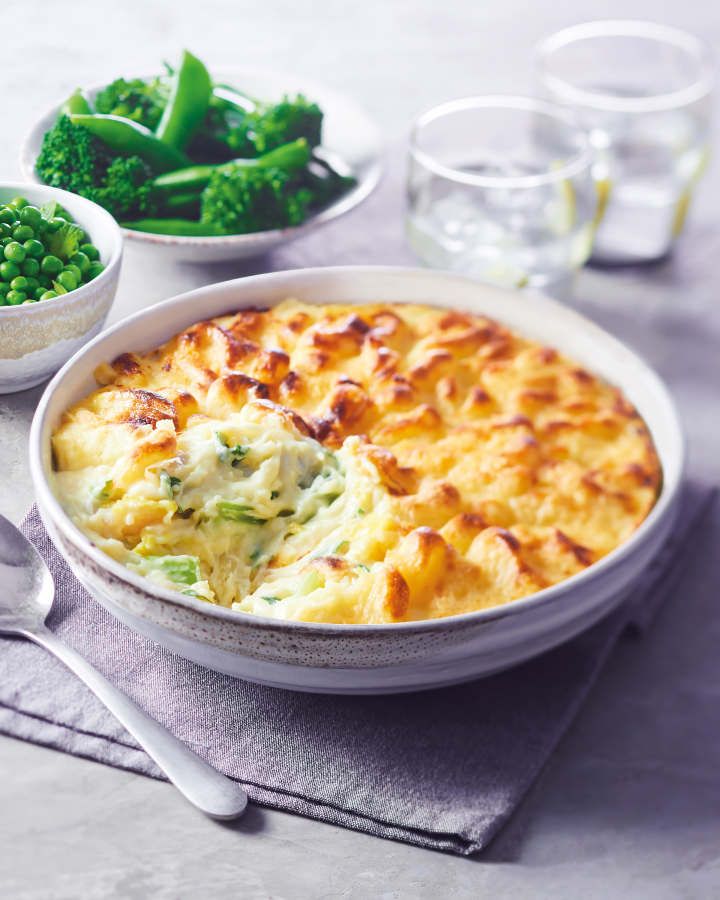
[56,270,77,291]
[69,251,90,274]
[12,225,34,242]
[0,260,20,280]
[19,206,42,230]
[0,207,16,225]
[0,281,8,296]
[10,276,29,292]
[51,281,67,295]
[4,242,26,263]
[25,276,39,292]
[38,274,52,288]
[40,255,63,276]
[80,243,100,261]
[0,223,11,238]
[23,239,44,259]
[86,261,105,280]
[8,197,28,210]
[34,286,46,300]
[40,290,58,300]
[22,258,40,277]
[47,217,66,233]
[64,264,82,283]
[6,290,26,305]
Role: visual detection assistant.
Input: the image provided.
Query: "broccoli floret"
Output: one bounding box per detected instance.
[200,163,313,234]
[197,93,324,161]
[247,95,323,153]
[94,77,169,130]
[35,115,153,219]
[93,156,154,219]
[36,114,110,196]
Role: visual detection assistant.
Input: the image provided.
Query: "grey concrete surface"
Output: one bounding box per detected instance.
[1,1,719,897]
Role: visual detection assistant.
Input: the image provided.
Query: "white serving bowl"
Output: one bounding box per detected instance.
[29,267,684,693]
[21,68,383,263]
[0,183,122,394]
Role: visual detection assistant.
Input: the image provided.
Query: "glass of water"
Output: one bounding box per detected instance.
[406,95,596,291]
[535,20,714,264]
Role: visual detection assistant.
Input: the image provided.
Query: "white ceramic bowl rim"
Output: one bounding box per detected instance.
[20,68,384,248]
[0,181,122,317]
[29,266,684,636]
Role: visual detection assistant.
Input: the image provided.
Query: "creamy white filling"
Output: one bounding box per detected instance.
[54,403,392,614]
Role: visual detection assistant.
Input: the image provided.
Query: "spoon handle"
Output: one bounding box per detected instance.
[26,624,248,820]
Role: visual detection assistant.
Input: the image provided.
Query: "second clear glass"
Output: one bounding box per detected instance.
[535,20,714,264]
[406,96,596,291]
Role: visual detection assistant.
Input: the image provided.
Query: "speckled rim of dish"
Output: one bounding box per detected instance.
[29,266,685,637]
[20,68,384,249]
[0,182,123,317]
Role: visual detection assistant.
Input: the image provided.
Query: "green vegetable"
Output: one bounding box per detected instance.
[96,156,155,219]
[156,50,212,151]
[159,470,181,498]
[157,191,202,217]
[212,93,323,157]
[35,116,153,219]
[262,596,282,605]
[95,76,169,129]
[120,218,222,236]
[23,238,45,262]
[40,255,63,276]
[200,161,312,234]
[12,225,34,242]
[216,501,266,525]
[4,242,25,263]
[86,261,105,280]
[0,261,19,280]
[94,478,113,502]
[214,431,249,465]
[0,199,103,305]
[249,547,264,567]
[19,206,43,229]
[45,222,84,260]
[70,113,189,173]
[151,554,201,586]
[151,137,312,194]
[61,89,92,117]
[35,52,356,237]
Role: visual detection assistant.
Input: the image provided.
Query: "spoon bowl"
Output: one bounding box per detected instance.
[0,514,53,632]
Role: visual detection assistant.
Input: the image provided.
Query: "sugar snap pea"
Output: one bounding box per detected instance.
[156,50,212,150]
[61,90,92,116]
[121,218,223,236]
[151,138,311,193]
[69,114,189,172]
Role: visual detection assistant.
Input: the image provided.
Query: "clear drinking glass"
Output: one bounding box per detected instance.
[406,96,596,291]
[535,20,714,264]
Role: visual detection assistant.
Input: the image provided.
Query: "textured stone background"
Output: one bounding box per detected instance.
[1,1,719,897]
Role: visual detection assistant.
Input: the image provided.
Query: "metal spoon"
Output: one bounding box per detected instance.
[0,514,248,821]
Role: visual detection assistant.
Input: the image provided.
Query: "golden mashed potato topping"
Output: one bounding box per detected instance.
[52,300,661,624]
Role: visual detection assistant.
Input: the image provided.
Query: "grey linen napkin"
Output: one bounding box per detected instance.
[0,481,715,856]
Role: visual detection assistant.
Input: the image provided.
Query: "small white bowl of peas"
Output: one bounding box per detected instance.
[0,182,122,393]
